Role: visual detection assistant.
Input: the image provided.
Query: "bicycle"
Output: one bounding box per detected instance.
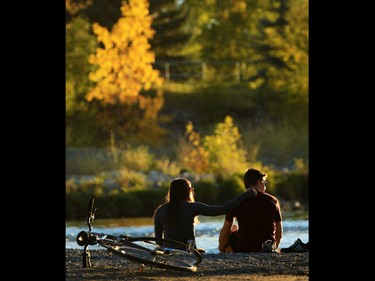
[76,198,203,272]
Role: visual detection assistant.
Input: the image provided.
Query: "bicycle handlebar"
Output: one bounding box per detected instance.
[77,197,203,271]
[87,197,96,232]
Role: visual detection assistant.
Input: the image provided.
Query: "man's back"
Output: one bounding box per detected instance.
[226,192,282,252]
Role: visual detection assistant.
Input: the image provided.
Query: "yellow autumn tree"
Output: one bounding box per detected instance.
[178,116,248,176]
[178,121,210,174]
[203,116,248,176]
[86,0,165,147]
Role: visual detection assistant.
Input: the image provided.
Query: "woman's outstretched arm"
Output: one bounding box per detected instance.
[193,188,257,216]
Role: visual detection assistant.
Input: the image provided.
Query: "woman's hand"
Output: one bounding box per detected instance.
[246,188,258,198]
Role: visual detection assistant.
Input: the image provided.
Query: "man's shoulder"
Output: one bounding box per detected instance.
[260,192,279,202]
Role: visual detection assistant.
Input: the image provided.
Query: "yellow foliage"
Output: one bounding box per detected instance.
[66,0,92,15]
[203,116,248,176]
[86,0,163,105]
[179,121,210,174]
[230,0,247,13]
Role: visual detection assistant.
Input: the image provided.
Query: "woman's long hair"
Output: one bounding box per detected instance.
[166,178,195,204]
[164,178,196,223]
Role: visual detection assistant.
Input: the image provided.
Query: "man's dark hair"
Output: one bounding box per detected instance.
[244,168,267,188]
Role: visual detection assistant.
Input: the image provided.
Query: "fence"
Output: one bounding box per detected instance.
[154,60,256,83]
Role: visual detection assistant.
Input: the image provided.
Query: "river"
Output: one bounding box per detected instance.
[66,216,308,254]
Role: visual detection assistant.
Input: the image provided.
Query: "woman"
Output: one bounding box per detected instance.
[153,178,257,250]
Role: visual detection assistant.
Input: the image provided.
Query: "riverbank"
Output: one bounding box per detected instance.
[66,249,308,281]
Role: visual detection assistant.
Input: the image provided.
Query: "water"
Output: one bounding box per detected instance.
[66,216,308,254]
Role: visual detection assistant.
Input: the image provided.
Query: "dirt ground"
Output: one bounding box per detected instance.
[66,249,308,281]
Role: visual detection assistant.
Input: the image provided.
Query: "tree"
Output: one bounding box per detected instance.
[68,0,193,62]
[66,0,93,23]
[86,0,166,147]
[203,116,248,176]
[149,0,192,61]
[177,121,210,173]
[193,0,250,61]
[244,0,308,95]
[66,15,101,146]
[70,0,122,29]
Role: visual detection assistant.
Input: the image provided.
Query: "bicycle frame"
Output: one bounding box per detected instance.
[76,198,202,272]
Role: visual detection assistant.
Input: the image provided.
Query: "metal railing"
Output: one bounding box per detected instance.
[154,60,256,83]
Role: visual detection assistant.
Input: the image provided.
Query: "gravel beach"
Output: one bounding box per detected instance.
[66,249,308,281]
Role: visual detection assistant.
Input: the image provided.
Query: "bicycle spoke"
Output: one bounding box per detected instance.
[77,198,202,273]
[106,239,201,272]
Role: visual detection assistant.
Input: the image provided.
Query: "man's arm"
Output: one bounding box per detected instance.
[275,221,282,248]
[218,219,234,253]
[275,199,283,249]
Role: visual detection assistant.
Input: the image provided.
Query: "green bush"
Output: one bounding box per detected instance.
[241,123,308,169]
[119,145,154,172]
[216,174,246,204]
[273,172,308,203]
[66,168,309,220]
[66,147,115,175]
[115,168,149,189]
[194,178,220,205]
[66,186,170,219]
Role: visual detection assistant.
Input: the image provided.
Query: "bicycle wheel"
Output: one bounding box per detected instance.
[101,236,202,272]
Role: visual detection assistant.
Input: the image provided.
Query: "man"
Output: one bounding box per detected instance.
[218,168,283,252]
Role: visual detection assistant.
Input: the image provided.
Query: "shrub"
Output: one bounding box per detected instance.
[216,174,246,204]
[273,171,308,203]
[118,145,154,172]
[194,178,220,205]
[203,116,248,176]
[66,147,115,175]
